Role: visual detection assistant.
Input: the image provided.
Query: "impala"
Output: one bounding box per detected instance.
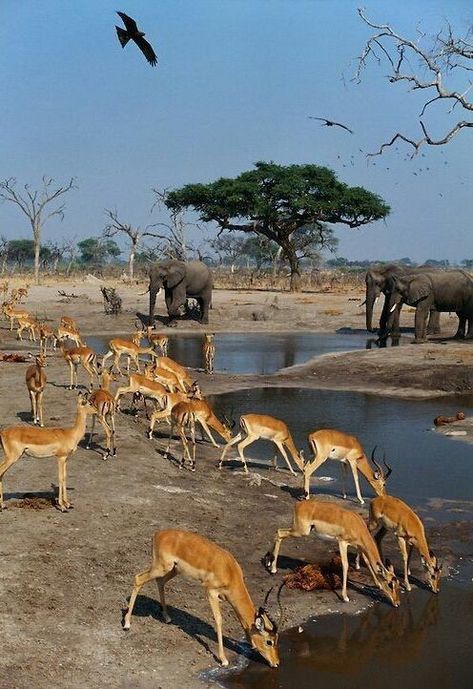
[147,384,202,438]
[145,326,169,356]
[101,334,157,375]
[25,354,47,426]
[87,367,117,459]
[368,495,442,593]
[57,322,84,348]
[39,322,58,355]
[16,313,39,341]
[303,430,392,504]
[151,356,193,392]
[60,316,79,331]
[114,372,167,415]
[219,414,304,475]
[3,302,29,331]
[60,343,98,391]
[123,529,281,668]
[203,333,216,374]
[0,392,97,511]
[264,499,400,607]
[162,398,232,460]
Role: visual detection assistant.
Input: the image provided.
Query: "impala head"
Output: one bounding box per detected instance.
[369,446,392,495]
[249,585,283,668]
[221,409,236,442]
[132,329,146,345]
[77,391,97,416]
[377,559,401,607]
[421,551,442,593]
[188,381,202,399]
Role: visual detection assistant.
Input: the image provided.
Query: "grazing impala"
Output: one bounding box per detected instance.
[264,499,400,607]
[57,321,83,347]
[147,385,202,438]
[203,333,216,374]
[114,372,167,414]
[101,333,157,375]
[25,354,47,426]
[368,495,442,593]
[151,356,193,392]
[39,322,58,355]
[87,368,117,459]
[303,430,392,504]
[163,397,232,457]
[219,414,304,475]
[60,343,98,391]
[123,529,281,668]
[0,392,97,511]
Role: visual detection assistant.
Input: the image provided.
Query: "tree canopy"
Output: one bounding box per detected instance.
[77,237,121,266]
[165,161,389,290]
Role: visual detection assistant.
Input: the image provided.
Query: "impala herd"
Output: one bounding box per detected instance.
[0,287,443,669]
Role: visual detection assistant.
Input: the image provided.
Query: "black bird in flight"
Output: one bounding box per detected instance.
[308,116,354,134]
[115,11,157,66]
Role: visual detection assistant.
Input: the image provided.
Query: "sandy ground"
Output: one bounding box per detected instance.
[1,279,472,689]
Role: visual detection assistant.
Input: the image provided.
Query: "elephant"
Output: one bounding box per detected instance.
[365,264,441,336]
[147,260,213,325]
[384,270,473,343]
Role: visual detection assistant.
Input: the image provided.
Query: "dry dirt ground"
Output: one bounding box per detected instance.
[0,279,472,689]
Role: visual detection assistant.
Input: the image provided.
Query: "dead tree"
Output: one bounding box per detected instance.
[101,286,122,315]
[103,209,149,280]
[0,177,76,283]
[355,9,473,156]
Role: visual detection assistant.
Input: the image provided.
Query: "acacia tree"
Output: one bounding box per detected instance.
[165,162,389,291]
[0,176,76,283]
[356,9,473,155]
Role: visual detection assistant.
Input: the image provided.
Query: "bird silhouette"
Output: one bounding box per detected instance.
[115,11,157,66]
[308,117,354,134]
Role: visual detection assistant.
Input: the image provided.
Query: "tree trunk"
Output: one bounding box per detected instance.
[129,246,135,279]
[282,242,301,292]
[34,236,41,285]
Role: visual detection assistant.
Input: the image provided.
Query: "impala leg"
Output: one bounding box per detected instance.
[110,412,117,456]
[199,420,218,447]
[340,462,348,499]
[86,414,96,450]
[82,361,95,391]
[347,459,365,505]
[134,356,141,374]
[398,537,411,591]
[115,353,124,377]
[218,432,242,469]
[101,351,113,372]
[0,451,22,510]
[37,390,44,427]
[98,415,112,459]
[179,427,192,468]
[406,543,414,576]
[123,565,169,630]
[374,525,387,561]
[29,390,36,424]
[338,540,350,602]
[236,435,260,473]
[57,455,71,511]
[208,591,228,666]
[302,455,327,500]
[190,416,196,471]
[156,569,177,623]
[275,441,297,476]
[267,521,310,574]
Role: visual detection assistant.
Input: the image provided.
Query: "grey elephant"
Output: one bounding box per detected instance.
[147,260,213,325]
[385,270,473,343]
[365,264,440,336]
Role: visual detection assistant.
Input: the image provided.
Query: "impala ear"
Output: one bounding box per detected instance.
[255,614,265,632]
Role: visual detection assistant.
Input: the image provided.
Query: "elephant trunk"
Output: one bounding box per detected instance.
[149,286,160,325]
[365,286,379,332]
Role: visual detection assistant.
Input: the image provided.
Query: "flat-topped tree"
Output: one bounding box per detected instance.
[165,162,389,291]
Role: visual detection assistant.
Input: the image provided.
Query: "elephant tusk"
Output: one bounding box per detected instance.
[138,288,150,296]
[358,299,366,307]
[374,296,379,304]
[390,303,398,313]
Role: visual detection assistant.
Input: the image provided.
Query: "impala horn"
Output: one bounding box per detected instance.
[370,446,383,479]
[276,582,286,630]
[383,452,393,480]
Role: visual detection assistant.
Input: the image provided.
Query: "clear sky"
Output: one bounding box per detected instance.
[1,0,472,263]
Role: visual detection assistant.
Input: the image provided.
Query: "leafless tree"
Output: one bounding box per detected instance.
[355,8,473,156]
[150,187,200,260]
[0,176,76,283]
[103,209,145,279]
[0,235,9,275]
[62,237,78,276]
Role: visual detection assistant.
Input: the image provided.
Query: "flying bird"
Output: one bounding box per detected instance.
[115,11,157,66]
[308,117,354,134]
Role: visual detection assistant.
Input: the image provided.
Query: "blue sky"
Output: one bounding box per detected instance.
[1,0,472,263]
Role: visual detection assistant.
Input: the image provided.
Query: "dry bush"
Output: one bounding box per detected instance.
[284,556,342,591]
[213,267,364,293]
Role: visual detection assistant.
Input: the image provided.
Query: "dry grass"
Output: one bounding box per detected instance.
[322,309,343,316]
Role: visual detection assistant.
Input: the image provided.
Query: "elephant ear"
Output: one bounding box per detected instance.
[408,275,431,303]
[166,263,186,288]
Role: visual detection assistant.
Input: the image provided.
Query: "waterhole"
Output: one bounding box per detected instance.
[87,331,381,374]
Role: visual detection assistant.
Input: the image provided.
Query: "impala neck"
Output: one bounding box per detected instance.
[285,434,304,470]
[227,578,257,636]
[357,455,384,494]
[413,521,432,562]
[73,404,89,440]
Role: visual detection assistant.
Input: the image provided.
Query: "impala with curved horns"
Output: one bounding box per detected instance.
[368,495,442,594]
[264,499,400,607]
[123,529,282,667]
[303,430,392,505]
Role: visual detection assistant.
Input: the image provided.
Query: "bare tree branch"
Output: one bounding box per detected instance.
[355,8,473,155]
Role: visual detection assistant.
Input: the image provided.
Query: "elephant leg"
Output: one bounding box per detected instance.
[454,312,466,339]
[427,310,441,335]
[199,296,210,324]
[465,316,473,340]
[413,306,428,343]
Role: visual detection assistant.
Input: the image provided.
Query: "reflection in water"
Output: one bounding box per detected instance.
[87,332,370,375]
[225,584,473,689]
